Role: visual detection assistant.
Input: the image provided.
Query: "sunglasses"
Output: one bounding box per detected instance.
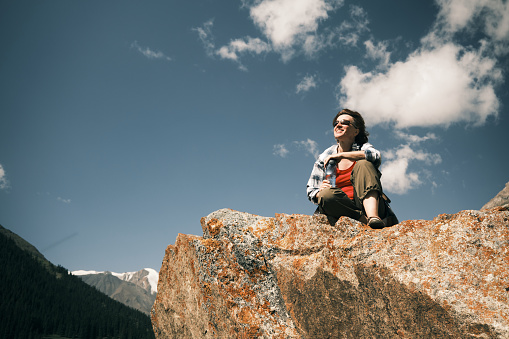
[333,119,356,128]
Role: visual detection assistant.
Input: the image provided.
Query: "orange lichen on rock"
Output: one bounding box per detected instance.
[248,218,276,238]
[204,218,224,237]
[153,207,509,338]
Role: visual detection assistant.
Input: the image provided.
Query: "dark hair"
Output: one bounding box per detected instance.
[332,108,369,145]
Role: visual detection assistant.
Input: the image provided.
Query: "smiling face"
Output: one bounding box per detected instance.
[333,114,359,143]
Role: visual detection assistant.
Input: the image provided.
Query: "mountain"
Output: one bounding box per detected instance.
[72,268,158,315]
[0,225,49,264]
[482,181,509,209]
[0,224,155,339]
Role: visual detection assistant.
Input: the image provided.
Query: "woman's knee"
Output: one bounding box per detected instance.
[353,160,379,178]
[352,160,382,200]
[317,188,335,202]
[354,159,375,171]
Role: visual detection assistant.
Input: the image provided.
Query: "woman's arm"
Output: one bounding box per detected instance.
[324,150,366,168]
[324,143,381,169]
[307,159,325,204]
[307,146,336,204]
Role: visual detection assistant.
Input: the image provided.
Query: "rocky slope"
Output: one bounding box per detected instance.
[152,206,509,338]
[483,181,509,210]
[73,269,157,315]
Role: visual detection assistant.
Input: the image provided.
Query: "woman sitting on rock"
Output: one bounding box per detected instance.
[306,109,396,228]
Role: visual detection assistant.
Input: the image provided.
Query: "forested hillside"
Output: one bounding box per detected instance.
[0,227,155,339]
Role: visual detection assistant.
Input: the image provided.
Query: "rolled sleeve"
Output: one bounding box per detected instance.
[306,146,335,204]
[307,161,324,204]
[361,143,381,168]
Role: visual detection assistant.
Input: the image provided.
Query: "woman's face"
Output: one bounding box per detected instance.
[333,114,359,142]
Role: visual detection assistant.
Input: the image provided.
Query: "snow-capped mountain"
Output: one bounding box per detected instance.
[72,268,158,315]
[73,268,158,294]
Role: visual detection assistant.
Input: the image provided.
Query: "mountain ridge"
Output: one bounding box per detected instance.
[0,224,48,263]
[72,268,158,315]
[0,224,155,339]
[73,268,158,294]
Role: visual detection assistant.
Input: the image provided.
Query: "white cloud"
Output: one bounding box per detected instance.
[131,41,171,61]
[217,37,272,62]
[294,139,320,158]
[249,0,341,61]
[196,2,374,66]
[432,0,509,55]
[57,197,71,204]
[0,164,9,190]
[364,39,391,68]
[381,144,442,195]
[380,156,421,195]
[273,144,289,157]
[384,144,442,166]
[483,1,509,44]
[380,132,442,195]
[435,0,509,41]
[194,20,271,70]
[198,0,353,65]
[273,138,320,158]
[296,74,318,93]
[248,1,370,61]
[300,5,369,58]
[336,5,370,47]
[434,0,487,35]
[338,0,509,130]
[193,19,216,57]
[339,43,501,128]
[431,180,439,194]
[394,131,438,143]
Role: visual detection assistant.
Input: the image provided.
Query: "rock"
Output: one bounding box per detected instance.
[483,182,509,210]
[151,207,509,338]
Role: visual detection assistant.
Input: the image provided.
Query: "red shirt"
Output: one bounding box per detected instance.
[336,162,356,200]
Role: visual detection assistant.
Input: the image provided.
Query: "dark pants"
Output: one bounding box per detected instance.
[317,160,386,225]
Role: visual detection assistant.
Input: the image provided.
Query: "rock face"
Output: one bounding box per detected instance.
[483,182,509,210]
[152,206,509,338]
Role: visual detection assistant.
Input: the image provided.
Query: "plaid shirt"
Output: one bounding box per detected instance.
[306,142,381,204]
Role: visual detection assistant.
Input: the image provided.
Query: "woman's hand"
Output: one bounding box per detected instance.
[324,152,343,169]
[319,179,332,191]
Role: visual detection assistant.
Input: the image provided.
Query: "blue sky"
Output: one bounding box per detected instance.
[1,0,508,273]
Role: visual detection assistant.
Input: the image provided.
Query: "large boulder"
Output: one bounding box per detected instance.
[152,206,509,338]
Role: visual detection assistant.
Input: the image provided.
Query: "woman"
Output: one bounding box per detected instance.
[307,109,388,228]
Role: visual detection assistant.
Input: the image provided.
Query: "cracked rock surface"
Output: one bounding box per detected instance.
[152,206,509,338]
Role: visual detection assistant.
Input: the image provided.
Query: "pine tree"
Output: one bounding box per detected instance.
[0,230,155,339]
